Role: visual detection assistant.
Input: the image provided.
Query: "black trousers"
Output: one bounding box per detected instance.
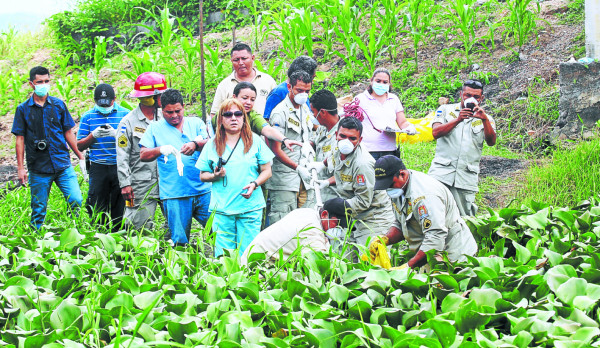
[86,163,125,232]
[369,149,401,161]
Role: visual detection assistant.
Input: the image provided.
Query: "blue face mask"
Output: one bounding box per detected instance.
[96,104,113,115]
[372,82,389,96]
[386,188,404,200]
[34,84,50,97]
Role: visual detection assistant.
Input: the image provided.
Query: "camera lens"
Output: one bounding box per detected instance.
[36,140,47,151]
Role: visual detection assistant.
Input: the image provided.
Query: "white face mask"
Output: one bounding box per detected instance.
[372,82,389,96]
[386,188,404,199]
[293,92,309,105]
[338,139,355,155]
[464,97,479,109]
[325,226,345,241]
[310,113,320,126]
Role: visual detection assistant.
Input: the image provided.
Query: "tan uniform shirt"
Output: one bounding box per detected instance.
[331,144,394,238]
[265,97,313,192]
[240,208,329,265]
[428,103,496,192]
[116,107,162,202]
[390,170,477,262]
[210,69,277,116]
[313,121,340,201]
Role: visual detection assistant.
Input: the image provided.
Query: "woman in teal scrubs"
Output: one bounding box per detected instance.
[197,99,275,257]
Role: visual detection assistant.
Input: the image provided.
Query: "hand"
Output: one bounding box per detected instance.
[307,161,326,174]
[17,168,27,187]
[180,142,196,156]
[92,126,112,138]
[296,165,312,183]
[301,142,315,159]
[408,250,428,269]
[471,105,488,120]
[241,182,257,199]
[403,123,417,135]
[103,125,116,138]
[121,186,135,201]
[213,166,226,179]
[369,236,389,260]
[458,108,473,121]
[78,159,88,181]
[160,145,180,163]
[283,138,302,151]
[315,179,330,189]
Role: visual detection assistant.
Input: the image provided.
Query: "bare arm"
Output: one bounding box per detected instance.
[200,166,226,182]
[140,146,162,162]
[261,125,302,151]
[268,140,298,170]
[431,110,470,139]
[384,225,405,245]
[77,133,96,152]
[396,110,411,129]
[64,128,84,160]
[472,106,496,146]
[15,135,27,186]
[242,162,272,199]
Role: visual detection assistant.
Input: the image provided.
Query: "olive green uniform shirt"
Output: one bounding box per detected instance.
[313,121,340,201]
[390,170,477,262]
[428,103,496,192]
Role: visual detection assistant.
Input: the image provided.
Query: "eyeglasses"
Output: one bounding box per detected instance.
[464,79,484,89]
[222,110,244,118]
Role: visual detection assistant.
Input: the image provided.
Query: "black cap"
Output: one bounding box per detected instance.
[323,197,353,228]
[374,155,406,190]
[94,83,115,106]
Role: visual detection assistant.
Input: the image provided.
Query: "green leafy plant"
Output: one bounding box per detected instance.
[442,0,486,65]
[503,0,544,55]
[405,0,438,71]
[55,74,82,104]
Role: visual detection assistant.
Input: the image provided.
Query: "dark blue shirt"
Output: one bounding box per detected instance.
[12,96,76,174]
[263,82,311,120]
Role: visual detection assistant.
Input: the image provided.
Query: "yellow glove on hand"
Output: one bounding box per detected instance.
[369,236,389,260]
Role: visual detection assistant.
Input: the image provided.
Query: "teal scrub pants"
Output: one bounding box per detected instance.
[213,209,263,257]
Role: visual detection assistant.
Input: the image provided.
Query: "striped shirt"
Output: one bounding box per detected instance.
[77,103,129,165]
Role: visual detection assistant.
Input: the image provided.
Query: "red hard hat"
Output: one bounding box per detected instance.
[130,72,167,98]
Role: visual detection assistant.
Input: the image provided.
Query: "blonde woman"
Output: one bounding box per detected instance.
[197,99,274,257]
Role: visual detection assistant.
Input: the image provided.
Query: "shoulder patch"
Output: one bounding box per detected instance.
[356,174,366,186]
[417,205,429,220]
[134,127,146,133]
[118,134,128,148]
[423,218,432,229]
[435,109,443,116]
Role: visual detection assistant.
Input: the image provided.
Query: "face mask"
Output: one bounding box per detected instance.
[325,226,345,241]
[293,92,309,105]
[464,97,479,109]
[372,82,389,96]
[96,104,113,115]
[310,113,321,126]
[338,139,355,155]
[386,188,404,199]
[139,96,155,106]
[34,84,50,97]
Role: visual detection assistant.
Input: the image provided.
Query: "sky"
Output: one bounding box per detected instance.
[0,0,74,32]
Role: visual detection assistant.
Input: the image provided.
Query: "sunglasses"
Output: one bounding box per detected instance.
[222,110,244,118]
[464,79,484,89]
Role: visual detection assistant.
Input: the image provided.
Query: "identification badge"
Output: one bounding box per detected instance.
[423,218,432,229]
[356,174,366,186]
[418,205,429,219]
[118,134,128,147]
[134,127,146,133]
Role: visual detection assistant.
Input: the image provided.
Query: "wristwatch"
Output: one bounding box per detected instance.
[251,181,259,189]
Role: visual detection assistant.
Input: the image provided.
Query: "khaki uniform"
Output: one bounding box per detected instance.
[116,107,163,229]
[313,121,340,202]
[428,103,496,216]
[390,170,477,262]
[240,208,329,265]
[265,97,313,224]
[210,69,277,116]
[331,144,394,257]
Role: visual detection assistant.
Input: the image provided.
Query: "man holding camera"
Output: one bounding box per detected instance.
[77,84,129,231]
[428,79,496,216]
[12,66,85,229]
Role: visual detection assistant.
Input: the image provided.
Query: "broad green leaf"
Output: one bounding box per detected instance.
[556,278,587,306]
[512,241,531,264]
[545,265,577,292]
[470,288,501,309]
[329,284,349,306]
[49,301,82,331]
[59,228,84,251]
[167,319,199,344]
[518,207,549,230]
[105,292,134,310]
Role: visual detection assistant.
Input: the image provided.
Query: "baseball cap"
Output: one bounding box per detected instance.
[323,197,353,228]
[94,83,115,107]
[374,155,406,190]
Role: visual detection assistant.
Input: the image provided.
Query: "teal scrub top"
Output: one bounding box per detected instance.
[196,133,274,214]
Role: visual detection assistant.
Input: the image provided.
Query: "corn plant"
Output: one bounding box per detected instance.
[340,12,391,72]
[9,71,28,103]
[405,0,438,71]
[255,59,288,83]
[377,0,406,63]
[333,0,367,68]
[177,36,202,104]
[56,74,81,103]
[119,47,164,82]
[503,0,544,54]
[0,26,18,57]
[263,5,302,57]
[227,0,265,51]
[92,36,109,84]
[313,0,337,59]
[135,6,179,57]
[442,0,485,65]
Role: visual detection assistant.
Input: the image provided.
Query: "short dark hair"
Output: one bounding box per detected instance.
[29,66,50,81]
[289,70,312,87]
[233,82,257,97]
[367,67,393,94]
[288,56,317,79]
[339,116,363,135]
[231,42,252,55]
[463,79,484,91]
[310,89,338,115]
[160,89,184,107]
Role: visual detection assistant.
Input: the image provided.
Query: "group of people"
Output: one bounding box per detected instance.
[12,42,496,268]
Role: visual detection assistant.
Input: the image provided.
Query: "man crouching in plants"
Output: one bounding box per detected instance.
[240,197,353,266]
[139,89,212,246]
[370,155,477,269]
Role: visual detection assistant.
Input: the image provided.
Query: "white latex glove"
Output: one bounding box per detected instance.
[296,165,312,183]
[307,161,326,174]
[78,159,88,181]
[315,179,330,189]
[301,142,315,159]
[403,123,417,135]
[92,126,111,138]
[175,152,184,176]
[103,124,116,138]
[160,145,180,163]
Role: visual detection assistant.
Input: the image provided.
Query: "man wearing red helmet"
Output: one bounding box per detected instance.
[116,72,166,230]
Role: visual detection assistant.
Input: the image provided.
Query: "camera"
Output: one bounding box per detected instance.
[34,139,47,151]
[215,157,225,171]
[100,124,109,129]
[466,102,476,110]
